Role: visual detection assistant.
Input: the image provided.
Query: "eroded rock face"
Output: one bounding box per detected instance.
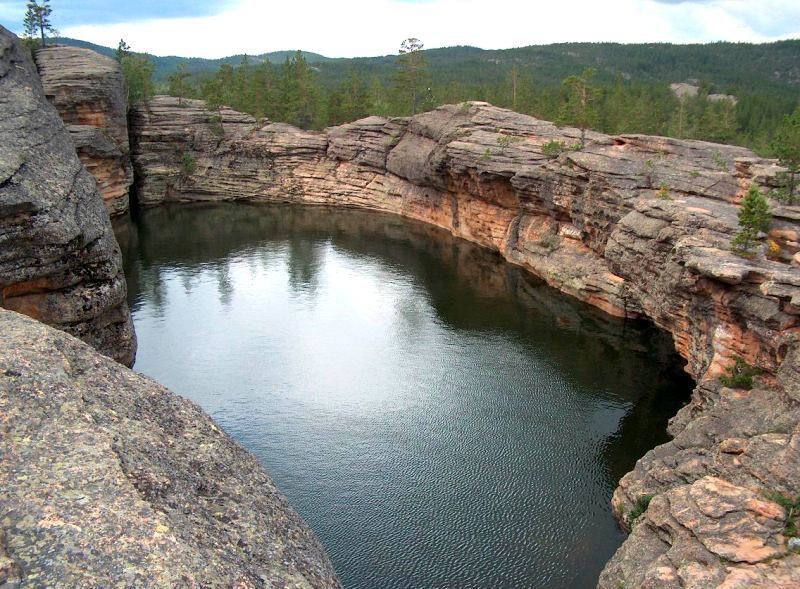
[599,476,800,588]
[0,26,136,366]
[0,308,340,588]
[131,96,800,587]
[35,45,133,217]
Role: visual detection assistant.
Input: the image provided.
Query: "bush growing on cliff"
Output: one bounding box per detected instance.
[629,494,655,523]
[179,152,197,177]
[731,185,771,256]
[541,140,566,157]
[207,114,224,137]
[719,357,762,390]
[763,491,800,537]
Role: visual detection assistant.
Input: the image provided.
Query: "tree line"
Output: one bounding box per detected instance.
[143,38,794,158]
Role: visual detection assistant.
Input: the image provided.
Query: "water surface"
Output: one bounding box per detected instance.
[115,203,693,589]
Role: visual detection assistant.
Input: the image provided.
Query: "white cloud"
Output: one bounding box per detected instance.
[58,0,800,58]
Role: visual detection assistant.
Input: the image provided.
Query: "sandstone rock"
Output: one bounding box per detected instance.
[129,96,800,587]
[0,26,135,365]
[0,308,340,588]
[598,476,800,588]
[35,45,132,216]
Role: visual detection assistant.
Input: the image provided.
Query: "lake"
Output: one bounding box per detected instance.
[115,203,693,589]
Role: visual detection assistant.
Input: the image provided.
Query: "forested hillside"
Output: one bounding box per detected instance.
[65,37,800,155]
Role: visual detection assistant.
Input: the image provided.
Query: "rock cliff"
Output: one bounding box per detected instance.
[35,45,133,217]
[0,308,341,588]
[0,26,136,366]
[132,96,800,587]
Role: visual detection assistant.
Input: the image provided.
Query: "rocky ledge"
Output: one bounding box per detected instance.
[0,27,136,366]
[35,45,133,217]
[0,308,340,588]
[132,95,800,586]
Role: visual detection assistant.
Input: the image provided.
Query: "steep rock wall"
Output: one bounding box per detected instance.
[0,27,136,366]
[132,95,800,587]
[0,308,340,588]
[35,45,133,217]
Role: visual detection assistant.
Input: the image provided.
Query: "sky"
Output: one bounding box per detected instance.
[1,0,798,58]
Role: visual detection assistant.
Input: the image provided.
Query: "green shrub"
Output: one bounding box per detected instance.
[719,357,762,390]
[542,140,566,158]
[770,172,799,205]
[657,183,671,200]
[496,134,522,152]
[207,114,224,137]
[179,152,197,177]
[712,150,729,171]
[629,494,656,523]
[763,491,800,537]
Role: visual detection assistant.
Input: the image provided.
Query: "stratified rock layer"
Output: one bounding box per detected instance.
[0,308,341,588]
[0,26,135,365]
[35,45,132,217]
[132,96,800,587]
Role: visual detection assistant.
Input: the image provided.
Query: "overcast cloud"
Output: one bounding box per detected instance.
[0,0,798,58]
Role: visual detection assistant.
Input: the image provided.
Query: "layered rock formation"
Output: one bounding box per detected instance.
[35,45,133,217]
[0,27,136,365]
[132,95,800,587]
[0,308,340,588]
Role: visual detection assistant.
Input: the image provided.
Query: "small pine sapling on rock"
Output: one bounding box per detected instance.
[731,185,771,257]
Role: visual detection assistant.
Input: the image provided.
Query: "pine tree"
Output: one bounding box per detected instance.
[278,52,319,129]
[23,0,54,47]
[732,185,771,255]
[559,68,600,147]
[395,38,430,115]
[772,106,800,204]
[168,63,192,106]
[116,40,154,104]
[116,39,131,62]
[251,61,278,120]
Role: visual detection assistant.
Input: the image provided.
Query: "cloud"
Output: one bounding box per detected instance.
[0,0,231,30]
[11,0,796,59]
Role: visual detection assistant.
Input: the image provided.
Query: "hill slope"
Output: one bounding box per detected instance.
[55,37,328,80]
[57,37,800,97]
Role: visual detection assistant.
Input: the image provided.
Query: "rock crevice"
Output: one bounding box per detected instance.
[35,45,133,217]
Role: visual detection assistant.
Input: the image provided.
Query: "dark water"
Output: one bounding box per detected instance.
[115,203,693,589]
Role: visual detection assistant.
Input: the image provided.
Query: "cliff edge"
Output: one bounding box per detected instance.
[34,45,133,217]
[0,26,136,366]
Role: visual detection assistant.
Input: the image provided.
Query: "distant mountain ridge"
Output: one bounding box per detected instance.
[54,37,329,80]
[55,37,800,97]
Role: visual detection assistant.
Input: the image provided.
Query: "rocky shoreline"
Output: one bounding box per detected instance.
[2,31,799,587]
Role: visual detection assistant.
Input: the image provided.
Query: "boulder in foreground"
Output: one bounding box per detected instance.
[0,308,341,588]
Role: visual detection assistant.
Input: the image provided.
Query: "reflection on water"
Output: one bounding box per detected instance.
[115,203,693,589]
